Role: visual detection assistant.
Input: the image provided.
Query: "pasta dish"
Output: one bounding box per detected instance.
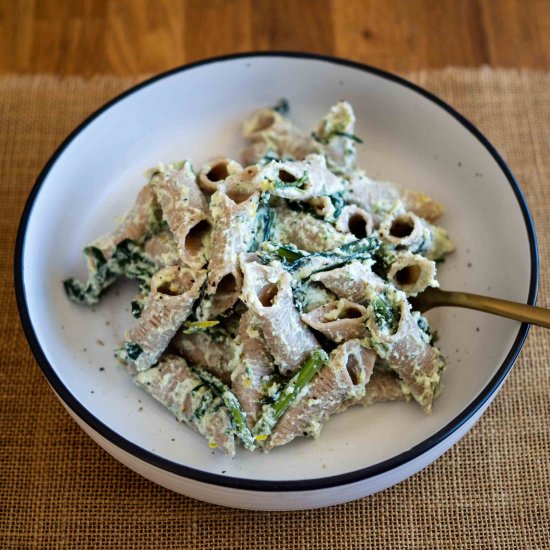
[64,100,454,457]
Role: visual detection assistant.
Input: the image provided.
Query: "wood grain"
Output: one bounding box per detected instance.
[0,0,549,76]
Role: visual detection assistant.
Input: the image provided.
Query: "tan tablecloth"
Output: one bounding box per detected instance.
[2,69,549,549]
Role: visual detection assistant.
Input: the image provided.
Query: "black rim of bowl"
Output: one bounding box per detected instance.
[14,51,539,493]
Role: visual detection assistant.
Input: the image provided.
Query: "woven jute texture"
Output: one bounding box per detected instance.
[2,70,549,549]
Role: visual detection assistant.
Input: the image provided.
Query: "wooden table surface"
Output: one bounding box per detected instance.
[2,0,549,76]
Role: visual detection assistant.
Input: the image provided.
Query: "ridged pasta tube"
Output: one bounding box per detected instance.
[134,354,236,456]
[310,260,385,305]
[345,171,445,222]
[301,299,369,343]
[312,100,359,175]
[386,250,438,296]
[365,290,445,413]
[241,106,314,166]
[272,206,354,253]
[198,157,243,196]
[199,186,259,319]
[122,266,206,371]
[172,330,236,384]
[240,259,319,375]
[338,369,411,412]
[150,161,212,269]
[335,204,374,239]
[231,311,276,429]
[253,154,344,201]
[378,209,454,261]
[265,340,375,450]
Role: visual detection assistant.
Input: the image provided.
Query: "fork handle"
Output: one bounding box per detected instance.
[437,290,550,329]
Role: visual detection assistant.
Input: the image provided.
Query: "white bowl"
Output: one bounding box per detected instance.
[15,53,538,510]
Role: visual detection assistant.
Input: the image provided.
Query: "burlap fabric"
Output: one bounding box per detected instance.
[2,70,549,549]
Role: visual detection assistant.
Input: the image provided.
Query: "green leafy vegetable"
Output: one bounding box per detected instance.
[289,236,380,275]
[191,392,214,420]
[64,239,157,306]
[190,365,256,451]
[372,293,400,334]
[249,192,275,251]
[254,349,328,441]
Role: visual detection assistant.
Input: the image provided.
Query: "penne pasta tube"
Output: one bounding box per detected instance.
[240,259,319,375]
[134,354,236,456]
[387,250,438,296]
[122,266,206,371]
[311,260,385,305]
[311,100,359,175]
[365,289,445,413]
[199,187,259,319]
[198,157,243,196]
[378,209,454,261]
[359,370,412,406]
[338,369,412,412]
[301,299,369,343]
[265,340,375,450]
[231,311,276,428]
[91,182,162,261]
[241,106,314,166]
[335,204,374,239]
[150,161,212,269]
[344,171,445,222]
[272,206,354,253]
[253,154,344,200]
[306,196,336,220]
[171,330,236,384]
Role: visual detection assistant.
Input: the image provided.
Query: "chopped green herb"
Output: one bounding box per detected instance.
[125,342,143,361]
[333,130,364,144]
[192,392,213,420]
[273,98,289,115]
[131,299,144,318]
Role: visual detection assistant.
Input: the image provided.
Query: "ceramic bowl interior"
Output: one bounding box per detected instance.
[17,54,536,491]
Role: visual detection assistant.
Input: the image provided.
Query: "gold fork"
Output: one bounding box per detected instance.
[409,287,550,328]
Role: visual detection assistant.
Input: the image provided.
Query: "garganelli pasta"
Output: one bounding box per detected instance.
[65,100,454,456]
